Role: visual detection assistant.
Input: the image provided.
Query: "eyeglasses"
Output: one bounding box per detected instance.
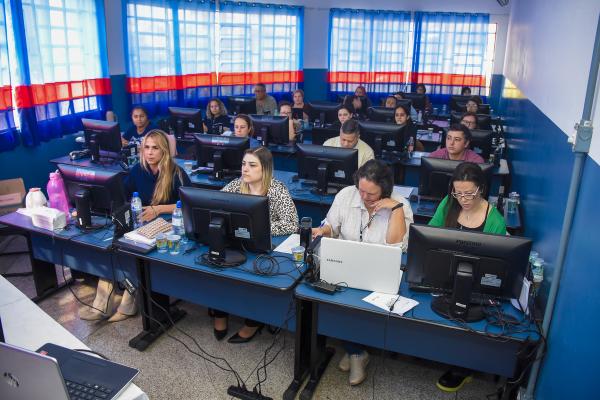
[451,187,480,200]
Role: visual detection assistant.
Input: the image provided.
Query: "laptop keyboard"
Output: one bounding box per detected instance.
[65,380,114,400]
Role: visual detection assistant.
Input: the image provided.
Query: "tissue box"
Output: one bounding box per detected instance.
[31,207,67,231]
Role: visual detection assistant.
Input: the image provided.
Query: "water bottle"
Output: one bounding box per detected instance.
[172,200,187,244]
[47,172,70,221]
[416,110,422,123]
[131,192,143,229]
[406,136,415,158]
[531,258,544,296]
[25,188,47,209]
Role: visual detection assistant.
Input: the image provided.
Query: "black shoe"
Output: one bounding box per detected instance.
[436,368,473,392]
[227,325,263,344]
[213,328,228,341]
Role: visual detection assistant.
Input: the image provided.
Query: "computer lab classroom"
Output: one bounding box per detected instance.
[0,0,599,399]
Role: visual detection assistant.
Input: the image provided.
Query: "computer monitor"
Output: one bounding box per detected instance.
[307,101,340,126]
[179,186,271,265]
[469,129,494,160]
[57,164,127,229]
[194,134,249,180]
[296,143,358,195]
[228,96,257,115]
[395,99,412,111]
[358,121,405,158]
[311,126,340,146]
[249,115,290,146]
[406,224,532,321]
[168,107,203,139]
[419,157,493,200]
[367,107,395,123]
[82,119,122,163]
[402,93,426,111]
[449,95,472,112]
[450,112,493,131]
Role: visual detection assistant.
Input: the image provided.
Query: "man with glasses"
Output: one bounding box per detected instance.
[254,83,277,115]
[460,112,478,130]
[429,124,484,163]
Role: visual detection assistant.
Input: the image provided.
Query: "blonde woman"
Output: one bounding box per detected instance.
[79,130,191,322]
[203,98,231,135]
[212,147,298,343]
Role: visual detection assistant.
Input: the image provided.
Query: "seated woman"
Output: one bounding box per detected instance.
[332,105,353,128]
[384,95,397,108]
[461,86,472,96]
[80,130,191,322]
[394,104,424,152]
[292,89,311,120]
[212,147,299,343]
[203,98,231,135]
[343,94,368,120]
[392,92,418,119]
[222,114,261,147]
[121,106,154,146]
[415,83,433,113]
[312,160,414,386]
[278,101,301,142]
[428,162,506,392]
[465,98,480,114]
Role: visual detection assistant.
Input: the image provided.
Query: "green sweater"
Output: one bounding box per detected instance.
[428,195,507,234]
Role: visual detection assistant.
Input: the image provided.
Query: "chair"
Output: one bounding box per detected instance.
[0,178,32,277]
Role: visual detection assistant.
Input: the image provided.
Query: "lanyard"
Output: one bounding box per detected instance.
[359,212,377,242]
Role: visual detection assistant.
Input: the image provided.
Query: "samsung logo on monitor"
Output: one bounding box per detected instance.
[456,239,482,247]
[326,258,343,264]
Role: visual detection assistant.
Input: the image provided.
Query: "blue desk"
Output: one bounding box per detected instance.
[287,281,538,399]
[119,236,306,351]
[50,155,127,172]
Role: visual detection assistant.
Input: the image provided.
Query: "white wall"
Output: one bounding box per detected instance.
[503,0,600,163]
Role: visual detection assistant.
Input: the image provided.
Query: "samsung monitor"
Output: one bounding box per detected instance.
[358,120,405,158]
[406,224,532,321]
[402,93,427,111]
[249,115,290,146]
[82,119,122,163]
[57,164,127,229]
[296,143,358,195]
[228,96,257,115]
[311,126,340,146]
[367,107,395,123]
[194,134,249,180]
[307,101,340,126]
[419,157,493,201]
[168,107,203,139]
[179,186,271,265]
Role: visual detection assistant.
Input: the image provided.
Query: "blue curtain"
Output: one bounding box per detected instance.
[0,0,17,151]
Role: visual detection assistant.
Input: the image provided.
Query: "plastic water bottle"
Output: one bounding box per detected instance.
[416,110,422,123]
[131,192,143,229]
[172,200,187,243]
[47,172,70,221]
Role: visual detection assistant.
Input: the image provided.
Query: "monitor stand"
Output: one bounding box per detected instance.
[310,162,338,195]
[205,215,246,266]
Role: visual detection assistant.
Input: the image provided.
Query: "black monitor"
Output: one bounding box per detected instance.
[249,115,289,146]
[179,186,271,265]
[82,119,122,163]
[296,143,357,195]
[169,107,203,139]
[469,129,494,160]
[57,164,127,229]
[311,126,340,146]
[406,224,532,322]
[450,112,493,131]
[367,107,395,123]
[307,101,340,126]
[395,99,412,111]
[194,134,249,180]
[419,157,493,201]
[228,96,257,115]
[402,93,426,111]
[477,104,491,115]
[358,120,405,158]
[449,95,472,112]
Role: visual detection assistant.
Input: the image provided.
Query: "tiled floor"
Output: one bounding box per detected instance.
[1,235,499,399]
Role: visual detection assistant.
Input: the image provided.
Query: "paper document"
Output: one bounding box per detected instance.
[124,230,156,246]
[393,186,415,199]
[16,208,35,217]
[362,292,419,316]
[273,234,300,254]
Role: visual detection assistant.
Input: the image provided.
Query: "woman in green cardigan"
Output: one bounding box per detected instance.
[428,161,506,392]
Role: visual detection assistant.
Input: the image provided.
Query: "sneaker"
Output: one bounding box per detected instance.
[436,368,473,392]
[348,351,370,386]
[338,352,350,372]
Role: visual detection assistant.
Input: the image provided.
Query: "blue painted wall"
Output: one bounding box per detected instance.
[303,68,329,101]
[110,74,129,123]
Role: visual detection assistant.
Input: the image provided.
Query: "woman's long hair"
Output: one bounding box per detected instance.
[444,162,487,228]
[140,129,182,205]
[240,147,273,196]
[206,98,228,118]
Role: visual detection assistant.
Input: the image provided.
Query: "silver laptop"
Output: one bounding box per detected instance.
[318,237,403,294]
[0,342,138,400]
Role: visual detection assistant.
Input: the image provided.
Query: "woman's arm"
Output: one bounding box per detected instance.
[269,183,299,236]
[140,204,176,222]
[372,198,407,245]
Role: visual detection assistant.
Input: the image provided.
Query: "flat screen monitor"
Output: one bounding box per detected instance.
[449,95,472,112]
[419,157,493,201]
[168,107,203,139]
[307,101,340,126]
[402,93,426,111]
[57,164,127,229]
[358,121,405,158]
[296,143,358,195]
[395,99,412,111]
[228,96,257,115]
[367,107,395,123]
[82,119,122,163]
[179,186,271,265]
[469,129,494,160]
[311,126,340,146]
[249,115,289,146]
[194,134,249,180]
[450,112,493,131]
[406,224,532,321]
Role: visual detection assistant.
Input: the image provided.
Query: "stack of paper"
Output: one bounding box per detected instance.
[362,292,419,316]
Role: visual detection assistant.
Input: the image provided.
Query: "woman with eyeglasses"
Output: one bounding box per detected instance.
[428,161,506,393]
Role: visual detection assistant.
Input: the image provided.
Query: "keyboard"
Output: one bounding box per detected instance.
[65,379,114,400]
[136,217,172,239]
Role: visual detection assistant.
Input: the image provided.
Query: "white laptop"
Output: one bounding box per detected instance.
[318,237,403,294]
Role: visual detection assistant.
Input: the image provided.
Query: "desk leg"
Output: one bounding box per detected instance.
[284,298,312,400]
[129,258,186,351]
[26,233,62,303]
[299,300,335,400]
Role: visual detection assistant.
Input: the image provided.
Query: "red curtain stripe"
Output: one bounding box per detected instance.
[0,85,12,110]
[12,78,111,109]
[328,71,486,87]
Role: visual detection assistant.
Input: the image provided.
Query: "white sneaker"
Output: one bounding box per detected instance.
[338,352,350,372]
[348,351,370,386]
